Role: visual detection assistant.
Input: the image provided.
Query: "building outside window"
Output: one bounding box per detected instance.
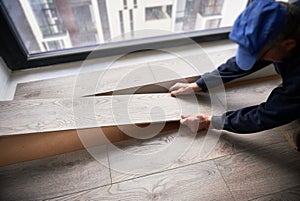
[199,0,224,16]
[1,0,249,58]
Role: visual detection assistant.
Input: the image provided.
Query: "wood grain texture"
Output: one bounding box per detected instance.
[148,55,209,82]
[214,142,300,201]
[108,126,285,183]
[1,93,208,136]
[250,185,300,201]
[47,160,233,201]
[225,78,281,111]
[0,148,110,201]
[1,77,282,167]
[14,63,154,100]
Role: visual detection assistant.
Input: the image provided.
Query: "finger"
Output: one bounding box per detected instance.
[170,89,183,97]
[170,90,178,97]
[169,83,181,92]
[180,118,188,125]
[181,114,189,119]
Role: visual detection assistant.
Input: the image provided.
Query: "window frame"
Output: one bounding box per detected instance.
[0,1,250,71]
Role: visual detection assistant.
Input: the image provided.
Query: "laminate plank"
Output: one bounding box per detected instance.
[108,126,285,183]
[148,55,208,81]
[147,48,235,82]
[214,142,300,201]
[0,148,110,201]
[14,63,154,100]
[1,93,209,136]
[225,78,282,111]
[46,160,234,201]
[250,185,300,201]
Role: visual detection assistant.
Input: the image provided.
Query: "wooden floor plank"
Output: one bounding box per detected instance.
[0,148,110,201]
[14,63,155,100]
[1,93,208,136]
[108,126,285,183]
[46,160,234,201]
[250,185,300,201]
[214,142,300,201]
[224,78,281,110]
[148,55,206,81]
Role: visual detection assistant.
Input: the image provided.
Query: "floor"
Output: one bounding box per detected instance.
[0,40,299,200]
[1,78,299,201]
[0,124,299,201]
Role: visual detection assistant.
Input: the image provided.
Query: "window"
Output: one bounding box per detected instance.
[145,6,171,21]
[0,0,249,70]
[44,40,65,50]
[205,18,221,29]
[199,0,224,16]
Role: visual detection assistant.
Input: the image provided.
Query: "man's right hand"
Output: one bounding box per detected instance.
[169,82,201,97]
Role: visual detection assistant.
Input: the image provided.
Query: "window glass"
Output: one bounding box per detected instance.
[2,0,248,54]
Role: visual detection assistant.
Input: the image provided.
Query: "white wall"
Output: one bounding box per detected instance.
[0,57,11,100]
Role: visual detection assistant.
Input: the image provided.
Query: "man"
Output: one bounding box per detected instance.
[169,0,300,149]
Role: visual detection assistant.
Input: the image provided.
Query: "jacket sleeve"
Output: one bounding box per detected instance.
[211,85,300,133]
[196,57,272,92]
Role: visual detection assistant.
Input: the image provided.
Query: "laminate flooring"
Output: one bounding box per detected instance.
[47,142,300,201]
[2,78,299,201]
[0,93,210,136]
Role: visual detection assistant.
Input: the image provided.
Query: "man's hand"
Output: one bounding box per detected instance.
[180,114,212,132]
[169,82,201,97]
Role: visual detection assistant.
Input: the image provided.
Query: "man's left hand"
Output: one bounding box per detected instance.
[180,114,212,132]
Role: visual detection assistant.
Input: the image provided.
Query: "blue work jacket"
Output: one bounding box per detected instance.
[196,45,300,133]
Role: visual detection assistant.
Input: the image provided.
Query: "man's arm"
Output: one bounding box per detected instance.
[212,85,300,133]
[169,57,272,96]
[196,57,272,92]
